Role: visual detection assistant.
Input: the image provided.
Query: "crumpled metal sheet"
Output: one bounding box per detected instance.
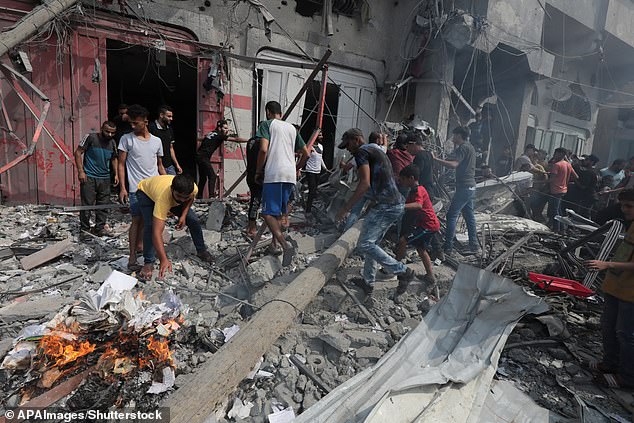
[295,265,549,423]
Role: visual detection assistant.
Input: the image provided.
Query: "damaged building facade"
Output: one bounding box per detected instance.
[2,0,634,199]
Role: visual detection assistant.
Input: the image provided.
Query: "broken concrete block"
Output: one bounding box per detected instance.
[344,330,390,348]
[91,264,113,283]
[202,230,222,248]
[247,256,281,287]
[206,201,226,231]
[355,346,383,360]
[319,330,351,353]
[0,296,71,323]
[20,238,73,270]
[181,261,196,279]
[293,233,339,255]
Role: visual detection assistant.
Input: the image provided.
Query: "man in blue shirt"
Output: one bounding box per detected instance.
[335,128,414,296]
[74,121,119,236]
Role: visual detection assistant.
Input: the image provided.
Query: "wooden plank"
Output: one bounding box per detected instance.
[62,203,126,212]
[165,224,361,422]
[20,238,73,270]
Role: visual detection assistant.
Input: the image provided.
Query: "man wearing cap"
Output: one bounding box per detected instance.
[335,128,414,296]
[255,101,309,266]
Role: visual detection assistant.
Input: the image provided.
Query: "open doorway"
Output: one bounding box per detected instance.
[299,80,339,168]
[106,39,198,176]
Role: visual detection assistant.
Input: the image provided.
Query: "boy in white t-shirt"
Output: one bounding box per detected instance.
[118,104,166,271]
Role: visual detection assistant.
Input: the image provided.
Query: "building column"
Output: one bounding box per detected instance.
[414,40,455,144]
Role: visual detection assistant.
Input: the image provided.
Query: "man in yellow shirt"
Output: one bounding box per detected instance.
[586,189,634,390]
[136,174,212,279]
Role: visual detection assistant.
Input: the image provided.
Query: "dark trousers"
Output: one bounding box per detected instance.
[247,178,262,221]
[137,190,206,264]
[196,158,217,199]
[305,172,319,213]
[602,293,634,385]
[80,176,111,231]
[547,193,564,231]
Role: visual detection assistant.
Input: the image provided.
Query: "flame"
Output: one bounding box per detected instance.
[144,336,173,367]
[39,336,95,367]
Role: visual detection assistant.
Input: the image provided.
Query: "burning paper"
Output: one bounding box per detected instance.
[147,366,176,394]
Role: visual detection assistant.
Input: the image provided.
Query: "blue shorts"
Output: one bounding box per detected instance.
[128,191,140,217]
[261,182,294,217]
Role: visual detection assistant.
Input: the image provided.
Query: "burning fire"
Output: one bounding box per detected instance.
[39,336,95,367]
[144,336,173,367]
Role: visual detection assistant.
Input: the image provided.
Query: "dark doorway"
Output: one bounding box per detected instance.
[106,39,198,176]
[299,80,339,168]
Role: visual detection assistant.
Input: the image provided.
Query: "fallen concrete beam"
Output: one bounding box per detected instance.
[165,224,361,422]
[20,237,72,270]
[63,204,126,212]
[0,0,78,59]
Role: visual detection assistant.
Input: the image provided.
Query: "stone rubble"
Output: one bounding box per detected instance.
[0,195,632,422]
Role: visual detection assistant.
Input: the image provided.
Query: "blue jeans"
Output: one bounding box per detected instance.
[128,191,140,217]
[444,186,478,252]
[137,190,206,264]
[165,165,177,175]
[357,203,407,283]
[602,293,634,385]
[547,193,564,231]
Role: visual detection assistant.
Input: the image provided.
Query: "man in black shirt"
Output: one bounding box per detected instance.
[433,126,479,256]
[149,105,182,175]
[245,135,262,237]
[195,119,248,198]
[405,133,434,196]
[112,103,132,146]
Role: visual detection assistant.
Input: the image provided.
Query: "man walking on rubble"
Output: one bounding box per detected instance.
[335,128,414,296]
[585,189,634,390]
[433,126,480,257]
[74,121,119,237]
[196,119,248,198]
[255,101,309,266]
[136,174,213,280]
[118,104,166,271]
[149,105,183,176]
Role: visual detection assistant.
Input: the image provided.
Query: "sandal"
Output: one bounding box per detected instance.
[593,373,634,391]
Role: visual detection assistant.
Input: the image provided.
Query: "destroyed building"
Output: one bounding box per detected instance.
[2,1,634,423]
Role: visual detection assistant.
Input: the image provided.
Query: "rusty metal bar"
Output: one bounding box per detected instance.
[0,64,73,162]
[282,49,332,121]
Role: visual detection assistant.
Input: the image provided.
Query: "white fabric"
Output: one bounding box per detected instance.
[264,119,298,184]
[118,133,163,192]
[305,143,323,174]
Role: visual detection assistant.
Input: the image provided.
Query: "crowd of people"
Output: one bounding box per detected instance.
[503,142,634,230]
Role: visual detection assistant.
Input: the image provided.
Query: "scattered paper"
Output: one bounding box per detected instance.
[147,367,176,394]
[98,270,137,295]
[267,407,295,423]
[227,398,254,419]
[222,324,240,342]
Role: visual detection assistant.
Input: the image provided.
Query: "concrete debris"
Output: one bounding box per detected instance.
[247,256,282,287]
[0,186,632,423]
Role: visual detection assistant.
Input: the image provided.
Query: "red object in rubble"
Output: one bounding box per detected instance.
[528,272,595,298]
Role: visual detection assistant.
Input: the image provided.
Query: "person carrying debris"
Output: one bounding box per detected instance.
[255,101,309,266]
[433,126,480,257]
[136,174,213,279]
[585,189,634,390]
[196,119,248,199]
[335,128,414,296]
[118,104,166,271]
[394,164,440,295]
[74,120,119,237]
[149,105,183,176]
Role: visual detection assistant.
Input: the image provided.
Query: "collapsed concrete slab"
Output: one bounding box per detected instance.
[247,256,282,287]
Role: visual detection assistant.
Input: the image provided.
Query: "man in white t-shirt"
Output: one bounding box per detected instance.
[118,104,166,271]
[255,101,309,266]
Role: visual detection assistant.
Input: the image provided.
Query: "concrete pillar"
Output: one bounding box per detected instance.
[414,40,455,144]
[514,81,535,159]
